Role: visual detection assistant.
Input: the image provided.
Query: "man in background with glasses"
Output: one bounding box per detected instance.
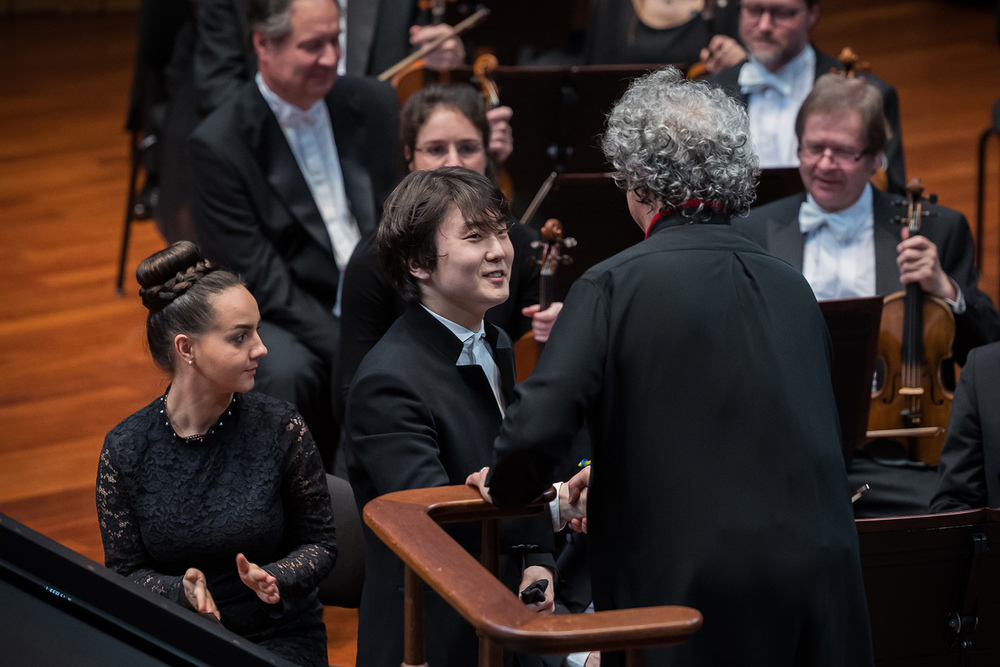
[708,0,907,194]
[736,74,999,517]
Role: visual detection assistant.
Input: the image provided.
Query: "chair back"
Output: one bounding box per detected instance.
[317,474,365,608]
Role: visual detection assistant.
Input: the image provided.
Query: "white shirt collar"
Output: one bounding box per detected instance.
[421,304,485,344]
[255,72,325,129]
[805,182,874,222]
[760,44,815,85]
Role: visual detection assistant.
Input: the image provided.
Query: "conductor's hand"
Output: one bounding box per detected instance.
[560,465,589,525]
[236,553,281,605]
[698,35,747,75]
[519,565,556,614]
[466,466,493,504]
[410,24,465,71]
[522,302,564,343]
[486,105,514,164]
[898,227,958,301]
[183,568,220,619]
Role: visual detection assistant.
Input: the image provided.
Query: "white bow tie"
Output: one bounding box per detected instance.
[738,60,793,97]
[798,198,868,244]
[280,102,324,129]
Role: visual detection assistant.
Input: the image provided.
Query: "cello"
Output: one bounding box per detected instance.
[866,179,955,465]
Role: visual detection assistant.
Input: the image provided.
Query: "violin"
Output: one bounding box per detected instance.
[866,179,955,465]
[472,53,514,201]
[514,218,576,380]
[378,4,490,104]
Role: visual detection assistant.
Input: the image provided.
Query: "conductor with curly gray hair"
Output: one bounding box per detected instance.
[479,68,875,666]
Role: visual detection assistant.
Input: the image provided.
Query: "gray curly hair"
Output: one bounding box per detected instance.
[602,67,759,218]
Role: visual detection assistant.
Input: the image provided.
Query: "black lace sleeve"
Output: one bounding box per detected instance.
[260,412,337,595]
[96,435,187,608]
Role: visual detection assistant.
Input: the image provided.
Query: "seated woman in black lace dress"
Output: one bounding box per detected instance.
[96,241,336,667]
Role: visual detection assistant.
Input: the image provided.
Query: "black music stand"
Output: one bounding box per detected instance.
[515,173,642,300]
[442,0,580,64]
[449,64,664,213]
[0,513,295,666]
[856,508,1000,666]
[819,297,884,468]
[754,167,804,207]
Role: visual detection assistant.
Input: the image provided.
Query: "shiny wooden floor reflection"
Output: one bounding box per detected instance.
[0,2,998,665]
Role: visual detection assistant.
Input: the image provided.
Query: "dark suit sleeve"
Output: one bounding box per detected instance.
[489,277,610,507]
[193,0,254,116]
[188,130,339,362]
[936,210,1000,363]
[931,347,988,511]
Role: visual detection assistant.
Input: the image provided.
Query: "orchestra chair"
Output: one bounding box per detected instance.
[115,130,157,295]
[364,485,702,667]
[317,474,365,609]
[856,508,1000,666]
[975,97,1000,299]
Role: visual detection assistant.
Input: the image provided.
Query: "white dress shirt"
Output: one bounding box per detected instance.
[799,185,967,313]
[422,306,505,415]
[800,184,877,300]
[337,0,348,76]
[256,72,360,274]
[740,46,816,168]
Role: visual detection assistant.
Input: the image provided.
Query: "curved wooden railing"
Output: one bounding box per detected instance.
[363,485,703,666]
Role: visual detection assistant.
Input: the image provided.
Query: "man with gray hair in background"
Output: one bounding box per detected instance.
[471,67,875,667]
[189,0,399,469]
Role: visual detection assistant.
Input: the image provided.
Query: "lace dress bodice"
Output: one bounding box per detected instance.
[97,391,336,665]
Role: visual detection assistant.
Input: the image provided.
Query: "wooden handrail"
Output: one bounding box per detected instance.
[363,485,702,659]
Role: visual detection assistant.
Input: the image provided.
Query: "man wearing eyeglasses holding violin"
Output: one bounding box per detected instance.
[707,0,908,194]
[736,74,999,517]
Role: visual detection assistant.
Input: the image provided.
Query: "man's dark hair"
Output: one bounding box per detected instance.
[248,0,341,41]
[377,167,510,302]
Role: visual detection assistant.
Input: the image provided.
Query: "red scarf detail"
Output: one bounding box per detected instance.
[644,200,722,239]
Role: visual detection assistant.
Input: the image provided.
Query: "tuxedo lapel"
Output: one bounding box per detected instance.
[873,189,905,295]
[486,323,517,406]
[766,194,808,271]
[242,87,335,256]
[406,306,508,419]
[812,49,842,81]
[328,84,377,235]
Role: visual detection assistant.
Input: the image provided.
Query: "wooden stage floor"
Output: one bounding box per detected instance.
[0,2,998,664]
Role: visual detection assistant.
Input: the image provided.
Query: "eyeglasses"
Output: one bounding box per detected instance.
[741,3,805,24]
[413,141,485,160]
[798,142,867,167]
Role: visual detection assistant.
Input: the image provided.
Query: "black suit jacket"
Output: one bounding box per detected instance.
[931,341,1000,511]
[345,0,416,77]
[736,188,1000,364]
[192,0,254,116]
[338,221,541,399]
[189,76,399,362]
[488,215,874,666]
[345,304,554,667]
[708,48,907,195]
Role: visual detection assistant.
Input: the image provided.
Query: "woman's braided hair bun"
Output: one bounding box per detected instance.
[137,241,219,314]
[135,241,243,371]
